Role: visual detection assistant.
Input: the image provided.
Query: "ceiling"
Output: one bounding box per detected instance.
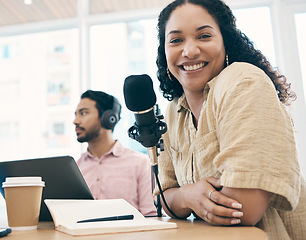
[91,0,173,14]
[0,0,173,27]
[1,0,305,27]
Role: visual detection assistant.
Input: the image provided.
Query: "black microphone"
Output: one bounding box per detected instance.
[124,74,178,218]
[123,74,167,166]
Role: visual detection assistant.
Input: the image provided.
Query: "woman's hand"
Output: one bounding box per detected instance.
[162,177,243,225]
[190,177,243,225]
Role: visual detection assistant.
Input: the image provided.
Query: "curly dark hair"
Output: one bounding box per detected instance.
[156,0,296,105]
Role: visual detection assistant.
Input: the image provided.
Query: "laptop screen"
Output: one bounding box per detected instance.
[0,156,94,221]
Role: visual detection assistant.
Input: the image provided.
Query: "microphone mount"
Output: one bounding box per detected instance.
[127,104,167,152]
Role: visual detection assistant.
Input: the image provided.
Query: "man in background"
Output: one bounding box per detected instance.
[73,90,157,216]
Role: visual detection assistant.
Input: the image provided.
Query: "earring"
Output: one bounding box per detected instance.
[167,68,173,81]
[226,54,229,66]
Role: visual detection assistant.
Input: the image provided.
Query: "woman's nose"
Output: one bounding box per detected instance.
[182,40,200,59]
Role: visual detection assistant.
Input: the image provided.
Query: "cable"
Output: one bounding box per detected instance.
[150,166,162,217]
[152,165,179,219]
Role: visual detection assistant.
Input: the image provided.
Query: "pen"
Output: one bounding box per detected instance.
[77,214,134,223]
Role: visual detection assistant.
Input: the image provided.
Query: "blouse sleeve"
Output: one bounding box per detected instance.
[213,62,301,211]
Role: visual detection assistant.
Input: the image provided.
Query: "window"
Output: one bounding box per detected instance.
[295,12,306,102]
[233,7,276,66]
[295,12,306,175]
[0,29,80,161]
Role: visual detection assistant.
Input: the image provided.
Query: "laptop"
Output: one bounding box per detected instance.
[0,155,94,221]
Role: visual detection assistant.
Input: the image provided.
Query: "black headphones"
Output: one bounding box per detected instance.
[101,97,121,130]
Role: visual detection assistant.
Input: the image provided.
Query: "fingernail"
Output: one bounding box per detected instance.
[231,219,241,225]
[232,203,242,209]
[232,211,243,217]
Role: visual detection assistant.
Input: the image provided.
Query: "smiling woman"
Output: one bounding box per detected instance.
[153,0,306,239]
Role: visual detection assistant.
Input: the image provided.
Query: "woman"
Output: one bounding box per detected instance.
[155,0,306,239]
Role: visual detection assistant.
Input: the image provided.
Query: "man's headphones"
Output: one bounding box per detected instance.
[101,97,121,130]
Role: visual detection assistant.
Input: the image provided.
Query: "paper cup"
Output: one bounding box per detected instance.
[3,177,45,230]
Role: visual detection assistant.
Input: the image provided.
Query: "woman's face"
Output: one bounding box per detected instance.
[165,3,225,96]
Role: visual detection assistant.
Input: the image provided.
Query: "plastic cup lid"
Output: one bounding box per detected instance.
[2,176,45,188]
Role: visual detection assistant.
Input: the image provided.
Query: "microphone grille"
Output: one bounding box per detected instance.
[123,74,157,112]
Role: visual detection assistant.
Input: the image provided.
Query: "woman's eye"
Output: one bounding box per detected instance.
[169,38,182,44]
[199,34,211,39]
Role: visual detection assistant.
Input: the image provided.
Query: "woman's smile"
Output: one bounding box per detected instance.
[179,62,207,71]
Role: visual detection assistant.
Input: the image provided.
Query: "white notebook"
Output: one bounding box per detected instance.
[44,199,177,236]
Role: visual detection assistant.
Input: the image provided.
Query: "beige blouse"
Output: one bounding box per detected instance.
[156,62,306,240]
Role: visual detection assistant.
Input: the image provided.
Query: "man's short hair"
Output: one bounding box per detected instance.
[81,90,121,121]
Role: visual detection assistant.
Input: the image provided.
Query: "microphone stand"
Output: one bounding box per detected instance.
[127,105,166,217]
[148,141,178,218]
[148,144,163,217]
